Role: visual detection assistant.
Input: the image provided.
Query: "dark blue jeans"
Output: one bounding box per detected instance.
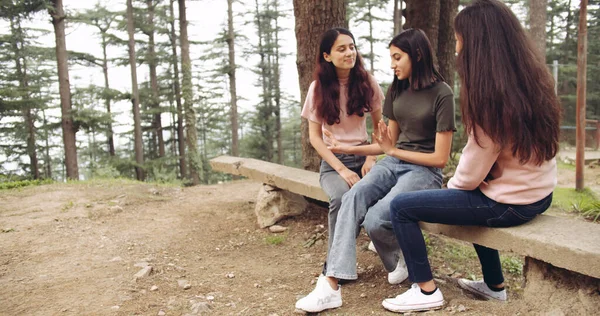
[390,188,553,285]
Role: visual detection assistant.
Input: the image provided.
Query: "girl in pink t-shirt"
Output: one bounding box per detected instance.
[298,26,383,305]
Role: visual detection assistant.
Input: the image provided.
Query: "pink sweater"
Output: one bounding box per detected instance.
[448,126,556,205]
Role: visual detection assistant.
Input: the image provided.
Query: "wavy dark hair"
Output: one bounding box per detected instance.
[387,28,444,101]
[455,0,560,164]
[313,28,375,125]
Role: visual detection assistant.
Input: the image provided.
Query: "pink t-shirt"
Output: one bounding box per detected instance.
[301,75,383,146]
[448,126,557,205]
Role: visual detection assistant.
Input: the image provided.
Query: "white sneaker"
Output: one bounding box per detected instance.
[388,259,409,285]
[295,275,342,313]
[457,278,507,301]
[368,241,378,253]
[382,283,445,313]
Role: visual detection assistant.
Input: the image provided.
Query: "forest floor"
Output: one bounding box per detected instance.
[0,163,599,316]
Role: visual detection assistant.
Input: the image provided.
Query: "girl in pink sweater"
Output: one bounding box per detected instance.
[381,0,561,313]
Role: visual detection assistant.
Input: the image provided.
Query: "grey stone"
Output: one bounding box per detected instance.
[134,266,152,280]
[254,184,307,228]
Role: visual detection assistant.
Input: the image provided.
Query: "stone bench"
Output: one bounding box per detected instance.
[209,155,600,313]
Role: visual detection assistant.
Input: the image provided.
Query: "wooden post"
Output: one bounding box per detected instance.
[575,0,587,191]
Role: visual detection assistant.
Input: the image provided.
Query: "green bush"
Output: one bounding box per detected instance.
[0,179,53,190]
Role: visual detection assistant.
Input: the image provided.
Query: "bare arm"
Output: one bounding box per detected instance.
[375,120,453,169]
[308,120,360,187]
[326,109,387,156]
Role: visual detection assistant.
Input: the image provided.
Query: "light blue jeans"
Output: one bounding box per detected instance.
[325,156,443,280]
[319,153,366,252]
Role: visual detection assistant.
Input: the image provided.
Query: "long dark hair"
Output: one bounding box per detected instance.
[387,28,444,101]
[455,0,560,164]
[313,28,374,125]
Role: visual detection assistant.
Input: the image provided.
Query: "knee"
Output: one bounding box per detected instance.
[363,210,386,235]
[390,196,414,223]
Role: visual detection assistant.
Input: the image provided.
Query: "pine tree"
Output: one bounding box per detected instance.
[126,0,145,181]
[49,0,79,180]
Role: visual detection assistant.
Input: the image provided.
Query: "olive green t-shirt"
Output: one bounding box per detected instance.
[382,81,456,153]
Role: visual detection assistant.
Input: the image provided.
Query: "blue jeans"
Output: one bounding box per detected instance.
[390,188,553,284]
[325,156,443,280]
[319,153,366,252]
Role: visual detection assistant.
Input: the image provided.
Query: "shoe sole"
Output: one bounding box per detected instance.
[457,279,506,302]
[382,299,444,313]
[295,301,342,313]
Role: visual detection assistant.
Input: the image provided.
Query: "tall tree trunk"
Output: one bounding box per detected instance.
[49,0,78,180]
[147,0,165,157]
[10,17,39,179]
[529,0,548,60]
[393,0,402,35]
[42,109,52,178]
[404,0,440,58]
[367,0,375,74]
[227,0,239,158]
[179,0,200,185]
[255,0,272,162]
[169,0,186,178]
[101,31,115,156]
[126,0,145,181]
[293,0,346,171]
[274,0,283,164]
[437,0,458,89]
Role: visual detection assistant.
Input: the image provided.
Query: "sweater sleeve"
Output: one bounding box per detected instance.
[448,126,501,190]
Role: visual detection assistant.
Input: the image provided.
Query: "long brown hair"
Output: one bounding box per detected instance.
[313,28,375,125]
[455,0,561,164]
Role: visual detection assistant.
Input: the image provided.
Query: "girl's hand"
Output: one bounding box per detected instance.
[339,168,360,187]
[374,120,395,155]
[361,156,377,176]
[324,130,352,154]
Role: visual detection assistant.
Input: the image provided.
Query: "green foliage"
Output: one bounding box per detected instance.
[501,255,523,276]
[0,178,53,190]
[552,187,600,221]
[265,234,286,245]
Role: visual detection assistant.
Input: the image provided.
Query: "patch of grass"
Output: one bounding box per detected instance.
[61,200,74,212]
[0,179,53,190]
[265,234,286,245]
[557,160,576,171]
[552,187,600,221]
[2,228,15,233]
[501,255,523,275]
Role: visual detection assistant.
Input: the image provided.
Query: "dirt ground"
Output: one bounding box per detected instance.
[0,164,599,316]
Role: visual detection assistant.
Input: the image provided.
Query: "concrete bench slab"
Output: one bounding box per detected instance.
[209,155,600,282]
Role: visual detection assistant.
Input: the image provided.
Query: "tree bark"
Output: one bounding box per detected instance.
[10,17,39,179]
[393,0,402,35]
[169,0,186,178]
[227,0,239,158]
[126,0,145,181]
[404,0,440,57]
[293,0,346,171]
[146,0,165,157]
[49,0,78,180]
[274,1,283,164]
[437,0,458,89]
[179,0,200,185]
[529,0,548,60]
[100,30,115,156]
